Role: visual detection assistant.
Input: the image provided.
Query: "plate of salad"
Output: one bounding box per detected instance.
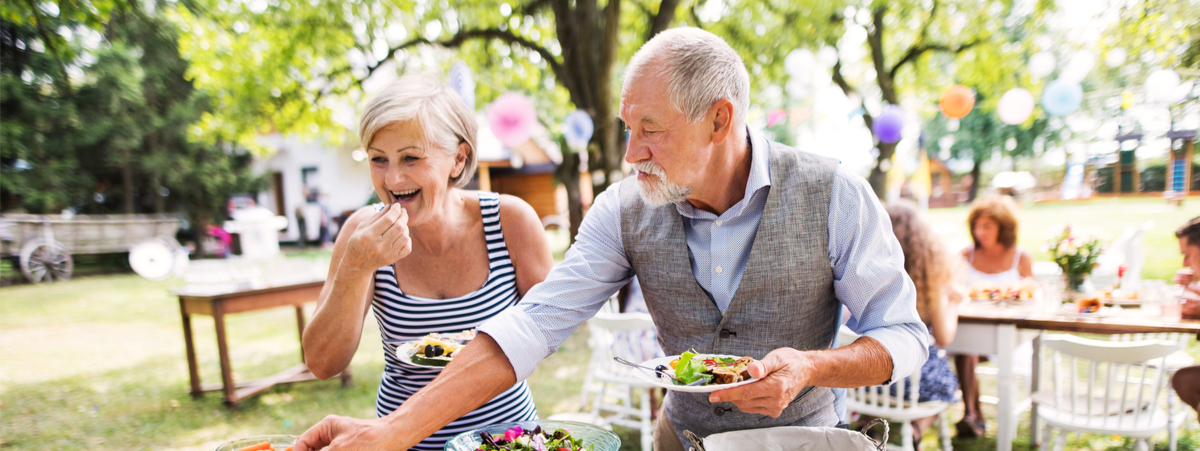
[631,351,760,393]
[442,420,620,451]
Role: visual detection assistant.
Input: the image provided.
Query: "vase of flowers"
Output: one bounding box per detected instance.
[1045,225,1104,303]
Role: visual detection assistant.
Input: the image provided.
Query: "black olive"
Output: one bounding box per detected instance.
[432,345,445,357]
[424,345,436,357]
[533,426,543,436]
[480,431,497,446]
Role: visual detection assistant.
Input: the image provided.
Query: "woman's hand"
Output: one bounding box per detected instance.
[341,203,412,275]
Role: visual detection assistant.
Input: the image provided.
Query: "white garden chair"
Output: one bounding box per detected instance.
[553,308,658,451]
[840,326,954,451]
[1035,334,1188,451]
[1111,332,1195,450]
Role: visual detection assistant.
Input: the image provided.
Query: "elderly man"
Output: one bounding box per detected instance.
[297,27,927,451]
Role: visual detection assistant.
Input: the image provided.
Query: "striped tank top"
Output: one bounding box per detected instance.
[370,192,538,450]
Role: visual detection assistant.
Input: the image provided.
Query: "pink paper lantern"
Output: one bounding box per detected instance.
[487,93,537,148]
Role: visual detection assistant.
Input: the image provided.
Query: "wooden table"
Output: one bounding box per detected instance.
[174,280,351,408]
[947,301,1200,451]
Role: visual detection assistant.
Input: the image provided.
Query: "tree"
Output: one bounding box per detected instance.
[711,0,1053,198]
[176,0,700,195]
[1,1,264,255]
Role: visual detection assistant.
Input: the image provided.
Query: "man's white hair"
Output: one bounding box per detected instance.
[624,27,751,130]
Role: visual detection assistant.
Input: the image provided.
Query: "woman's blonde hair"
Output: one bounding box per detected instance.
[358,75,478,188]
[967,196,1020,249]
[886,200,956,324]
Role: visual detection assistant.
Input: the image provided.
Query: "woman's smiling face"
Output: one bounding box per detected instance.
[368,121,466,226]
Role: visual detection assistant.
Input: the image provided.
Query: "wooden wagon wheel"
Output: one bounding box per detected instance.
[19,238,73,282]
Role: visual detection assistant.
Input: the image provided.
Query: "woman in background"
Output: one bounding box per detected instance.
[886,200,962,446]
[956,196,1033,437]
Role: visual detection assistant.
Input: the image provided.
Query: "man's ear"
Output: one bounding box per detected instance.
[709,99,735,145]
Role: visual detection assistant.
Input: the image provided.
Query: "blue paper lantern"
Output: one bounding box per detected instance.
[563,110,594,148]
[873,105,905,144]
[448,62,475,111]
[1041,80,1083,116]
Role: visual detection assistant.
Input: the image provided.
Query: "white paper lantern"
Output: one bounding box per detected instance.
[997,88,1035,124]
[1145,69,1181,103]
[1059,51,1095,83]
[785,49,815,77]
[1105,48,1127,68]
[1029,52,1056,78]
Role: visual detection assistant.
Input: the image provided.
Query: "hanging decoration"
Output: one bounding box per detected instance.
[1145,69,1182,103]
[873,106,905,144]
[562,110,594,148]
[487,93,537,147]
[997,88,1035,124]
[448,62,475,111]
[939,85,975,119]
[1029,52,1056,78]
[1041,80,1084,116]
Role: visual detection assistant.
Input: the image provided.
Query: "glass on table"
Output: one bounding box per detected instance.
[1139,280,1167,317]
[1162,284,1185,322]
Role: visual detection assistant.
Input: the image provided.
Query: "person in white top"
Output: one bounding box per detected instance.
[1171,216,1200,417]
[955,196,1033,438]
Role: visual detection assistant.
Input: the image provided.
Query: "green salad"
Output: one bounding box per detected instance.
[665,351,754,386]
[476,425,593,451]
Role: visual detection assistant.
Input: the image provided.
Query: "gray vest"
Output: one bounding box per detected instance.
[619,142,841,442]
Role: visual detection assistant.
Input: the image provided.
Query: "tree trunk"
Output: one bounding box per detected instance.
[555,140,584,244]
[968,157,982,202]
[122,146,135,214]
[868,141,896,200]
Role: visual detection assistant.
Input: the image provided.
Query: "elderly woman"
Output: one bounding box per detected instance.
[300,75,554,451]
[955,196,1032,437]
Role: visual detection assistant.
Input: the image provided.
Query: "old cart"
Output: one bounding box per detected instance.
[0,214,182,282]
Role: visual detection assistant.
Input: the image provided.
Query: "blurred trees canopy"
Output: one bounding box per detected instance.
[713,0,1055,197]
[175,0,715,193]
[0,0,263,244]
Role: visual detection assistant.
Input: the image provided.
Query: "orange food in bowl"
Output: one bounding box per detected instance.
[1077,297,1102,314]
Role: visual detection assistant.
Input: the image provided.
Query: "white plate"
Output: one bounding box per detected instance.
[1056,305,1114,318]
[393,340,451,369]
[631,355,760,393]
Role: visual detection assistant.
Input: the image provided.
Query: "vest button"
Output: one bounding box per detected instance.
[714,407,726,416]
[720,329,731,338]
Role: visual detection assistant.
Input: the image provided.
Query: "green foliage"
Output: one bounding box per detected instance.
[171,0,580,151]
[0,2,263,229]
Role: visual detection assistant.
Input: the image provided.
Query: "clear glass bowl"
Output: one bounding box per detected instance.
[215,435,298,451]
[443,420,621,451]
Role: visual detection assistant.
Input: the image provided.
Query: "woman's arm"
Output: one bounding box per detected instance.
[929,285,962,348]
[303,204,411,379]
[496,195,554,296]
[1017,248,1034,279]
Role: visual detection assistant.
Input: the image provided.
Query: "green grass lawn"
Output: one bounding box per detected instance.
[2,199,1199,450]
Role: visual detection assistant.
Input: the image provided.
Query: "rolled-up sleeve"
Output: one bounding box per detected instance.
[477,184,634,381]
[828,167,929,384]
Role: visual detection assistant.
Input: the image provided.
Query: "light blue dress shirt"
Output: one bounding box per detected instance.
[479,128,928,386]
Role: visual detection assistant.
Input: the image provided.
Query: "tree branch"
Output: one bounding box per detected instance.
[688,4,705,29]
[518,0,553,16]
[830,59,873,131]
[888,38,981,81]
[867,5,894,104]
[23,0,74,95]
[364,28,566,84]
[647,0,682,40]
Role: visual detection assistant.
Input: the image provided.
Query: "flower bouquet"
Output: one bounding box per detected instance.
[1044,225,1104,303]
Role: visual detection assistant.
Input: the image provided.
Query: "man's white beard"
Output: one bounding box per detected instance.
[633,161,691,207]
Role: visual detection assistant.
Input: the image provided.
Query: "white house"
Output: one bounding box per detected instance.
[253,134,374,243]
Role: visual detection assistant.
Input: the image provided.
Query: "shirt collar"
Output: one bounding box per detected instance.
[674,125,772,218]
